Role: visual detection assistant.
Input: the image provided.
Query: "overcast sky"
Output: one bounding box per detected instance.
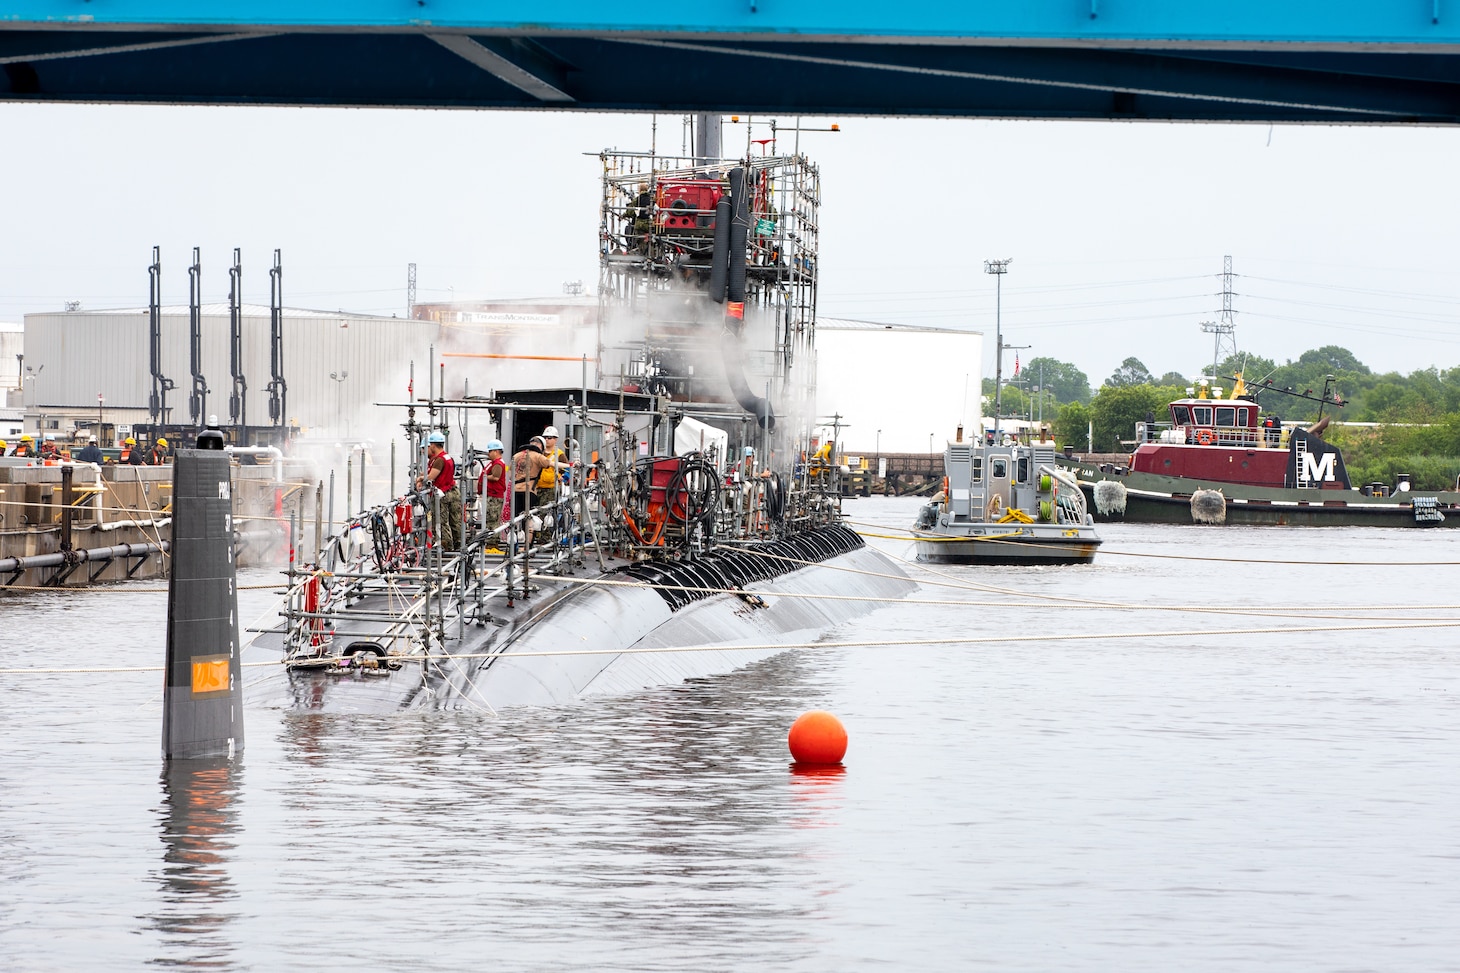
[3,104,1459,447]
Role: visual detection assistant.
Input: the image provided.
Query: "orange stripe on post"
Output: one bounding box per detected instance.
[191,656,232,695]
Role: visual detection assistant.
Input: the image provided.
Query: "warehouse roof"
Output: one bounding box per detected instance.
[26,304,408,321]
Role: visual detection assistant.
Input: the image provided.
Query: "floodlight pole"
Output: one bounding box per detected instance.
[984,258,1011,441]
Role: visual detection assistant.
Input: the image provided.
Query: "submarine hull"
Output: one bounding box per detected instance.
[251,530,914,713]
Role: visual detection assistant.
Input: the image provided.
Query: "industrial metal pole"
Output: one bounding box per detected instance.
[984,258,1011,442]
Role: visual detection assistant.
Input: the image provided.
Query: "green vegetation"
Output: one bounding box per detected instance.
[1105,357,1154,388]
[981,346,1460,488]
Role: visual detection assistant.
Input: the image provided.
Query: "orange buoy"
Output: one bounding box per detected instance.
[788,710,848,765]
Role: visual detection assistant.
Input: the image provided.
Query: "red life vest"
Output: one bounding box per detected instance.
[431,453,456,493]
[478,457,507,498]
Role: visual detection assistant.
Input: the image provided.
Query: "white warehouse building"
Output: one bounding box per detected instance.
[22,305,439,443]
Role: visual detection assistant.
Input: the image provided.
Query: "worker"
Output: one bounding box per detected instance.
[734,445,772,534]
[147,437,170,466]
[476,439,508,530]
[11,434,36,458]
[624,182,653,252]
[118,436,144,465]
[511,435,551,509]
[415,432,460,552]
[534,425,571,494]
[38,435,59,462]
[75,437,104,463]
[0,440,6,456]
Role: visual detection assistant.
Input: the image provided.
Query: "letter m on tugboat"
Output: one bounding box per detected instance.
[1286,428,1349,489]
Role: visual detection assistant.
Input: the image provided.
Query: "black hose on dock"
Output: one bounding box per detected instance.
[0,541,169,574]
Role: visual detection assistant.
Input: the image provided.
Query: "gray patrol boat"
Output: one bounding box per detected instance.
[912,429,1101,565]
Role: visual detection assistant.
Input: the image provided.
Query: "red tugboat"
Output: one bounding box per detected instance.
[1129,375,1348,491]
[1060,376,1460,527]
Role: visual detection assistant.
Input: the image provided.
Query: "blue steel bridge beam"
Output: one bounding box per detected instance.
[3,32,1459,122]
[2,2,1460,121]
[3,1,1460,43]
[428,35,575,103]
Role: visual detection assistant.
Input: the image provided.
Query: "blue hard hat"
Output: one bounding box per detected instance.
[485,439,504,452]
[428,432,446,444]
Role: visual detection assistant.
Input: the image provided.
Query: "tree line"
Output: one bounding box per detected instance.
[984,347,1460,490]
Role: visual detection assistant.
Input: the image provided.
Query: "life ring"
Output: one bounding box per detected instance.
[1196,428,1216,445]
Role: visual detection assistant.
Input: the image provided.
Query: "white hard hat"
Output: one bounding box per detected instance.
[542,425,560,438]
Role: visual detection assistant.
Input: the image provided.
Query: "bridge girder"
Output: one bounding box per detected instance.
[3,3,1460,122]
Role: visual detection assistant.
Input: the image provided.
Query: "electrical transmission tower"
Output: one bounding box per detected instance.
[1200,254,1238,377]
[407,262,417,318]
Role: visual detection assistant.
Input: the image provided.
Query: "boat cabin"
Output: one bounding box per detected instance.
[1159,397,1275,448]
[1131,396,1288,486]
[935,438,1086,527]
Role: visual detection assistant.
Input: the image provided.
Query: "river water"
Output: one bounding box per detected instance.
[2,496,1457,972]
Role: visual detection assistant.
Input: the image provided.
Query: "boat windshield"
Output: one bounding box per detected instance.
[1172,405,1192,425]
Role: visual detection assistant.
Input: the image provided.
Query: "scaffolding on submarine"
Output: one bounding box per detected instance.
[595,143,822,460]
[268,134,850,675]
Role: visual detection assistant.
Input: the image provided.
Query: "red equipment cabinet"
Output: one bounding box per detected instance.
[656,179,723,231]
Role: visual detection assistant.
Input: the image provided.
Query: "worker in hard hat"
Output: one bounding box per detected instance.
[118,436,144,465]
[75,437,104,464]
[38,435,60,462]
[534,425,571,494]
[415,432,461,551]
[148,437,171,466]
[0,440,7,456]
[476,439,508,531]
[11,434,36,458]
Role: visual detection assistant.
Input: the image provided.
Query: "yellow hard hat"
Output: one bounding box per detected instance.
[157,437,168,447]
[0,440,7,450]
[125,437,136,445]
[21,434,33,442]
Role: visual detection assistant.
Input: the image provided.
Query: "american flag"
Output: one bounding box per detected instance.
[1013,353,1020,376]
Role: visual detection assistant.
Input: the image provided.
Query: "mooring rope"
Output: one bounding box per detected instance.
[0,582,287,593]
[843,518,1460,566]
[538,569,1459,624]
[7,617,1460,675]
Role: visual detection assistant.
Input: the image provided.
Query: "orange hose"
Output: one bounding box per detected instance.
[441,353,600,362]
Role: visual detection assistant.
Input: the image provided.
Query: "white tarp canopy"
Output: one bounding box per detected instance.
[674,415,729,466]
